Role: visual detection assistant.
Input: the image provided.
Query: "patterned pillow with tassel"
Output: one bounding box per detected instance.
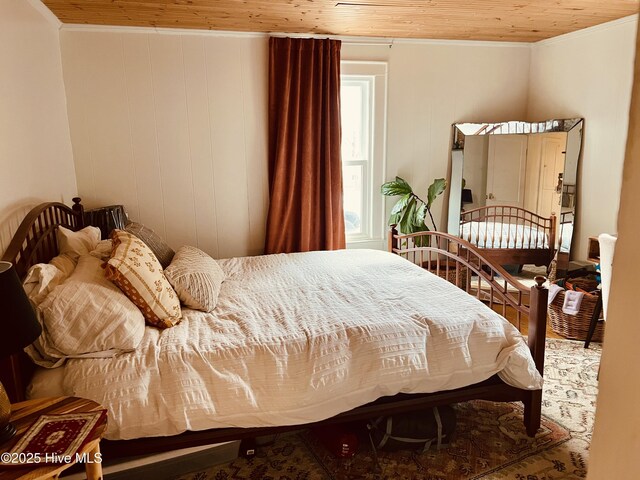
[104,230,181,328]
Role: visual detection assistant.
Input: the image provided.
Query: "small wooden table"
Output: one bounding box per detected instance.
[0,397,107,480]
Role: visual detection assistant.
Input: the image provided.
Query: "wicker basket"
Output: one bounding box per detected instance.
[423,260,468,290]
[548,288,604,342]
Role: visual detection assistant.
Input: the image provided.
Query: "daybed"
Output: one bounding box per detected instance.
[0,199,548,458]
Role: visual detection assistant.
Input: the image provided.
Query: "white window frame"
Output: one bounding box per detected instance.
[341,61,388,250]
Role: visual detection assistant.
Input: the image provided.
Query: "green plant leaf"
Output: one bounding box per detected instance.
[381,176,413,196]
[414,203,427,226]
[388,212,402,226]
[390,193,412,215]
[399,197,417,234]
[427,178,447,207]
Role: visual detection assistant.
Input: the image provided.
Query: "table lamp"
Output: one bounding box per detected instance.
[0,261,42,443]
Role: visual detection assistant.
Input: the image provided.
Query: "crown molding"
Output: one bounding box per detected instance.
[60,23,531,48]
[535,14,638,47]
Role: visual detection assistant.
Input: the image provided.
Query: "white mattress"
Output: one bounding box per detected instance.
[461,221,549,249]
[28,249,542,440]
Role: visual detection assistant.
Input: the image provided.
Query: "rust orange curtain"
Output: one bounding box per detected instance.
[264,37,346,254]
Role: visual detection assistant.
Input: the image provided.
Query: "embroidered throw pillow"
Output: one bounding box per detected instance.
[105,230,181,328]
[164,246,225,312]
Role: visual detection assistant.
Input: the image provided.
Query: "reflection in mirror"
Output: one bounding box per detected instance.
[448,119,583,279]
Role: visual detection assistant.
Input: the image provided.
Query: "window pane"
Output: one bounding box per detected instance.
[342,164,363,234]
[341,83,368,161]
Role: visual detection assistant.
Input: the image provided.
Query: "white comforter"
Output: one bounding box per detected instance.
[28,249,542,440]
[461,221,549,249]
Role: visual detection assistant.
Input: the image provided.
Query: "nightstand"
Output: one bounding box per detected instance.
[0,397,107,480]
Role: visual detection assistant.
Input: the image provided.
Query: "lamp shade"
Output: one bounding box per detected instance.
[461,189,473,204]
[0,261,41,357]
[84,204,128,239]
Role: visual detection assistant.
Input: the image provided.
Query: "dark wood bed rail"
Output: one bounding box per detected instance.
[1,198,84,279]
[388,226,548,438]
[0,199,548,460]
[388,226,548,354]
[0,199,84,403]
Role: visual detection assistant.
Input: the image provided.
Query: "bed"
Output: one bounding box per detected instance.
[460,205,557,267]
[0,199,548,458]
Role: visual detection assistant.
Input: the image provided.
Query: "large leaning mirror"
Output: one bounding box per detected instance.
[447,118,584,279]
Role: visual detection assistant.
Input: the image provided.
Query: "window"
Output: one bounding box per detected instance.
[341,62,387,248]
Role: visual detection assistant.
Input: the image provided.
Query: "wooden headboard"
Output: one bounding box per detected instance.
[0,198,84,402]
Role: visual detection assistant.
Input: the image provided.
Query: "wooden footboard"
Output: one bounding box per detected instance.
[459,205,556,267]
[389,226,548,436]
[0,199,548,460]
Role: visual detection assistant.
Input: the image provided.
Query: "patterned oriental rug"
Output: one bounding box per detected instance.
[176,339,601,480]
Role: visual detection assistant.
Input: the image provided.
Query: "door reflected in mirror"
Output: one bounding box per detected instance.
[448,119,583,279]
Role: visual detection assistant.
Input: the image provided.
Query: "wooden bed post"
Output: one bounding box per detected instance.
[72,197,85,228]
[524,275,548,436]
[549,214,557,264]
[388,224,399,252]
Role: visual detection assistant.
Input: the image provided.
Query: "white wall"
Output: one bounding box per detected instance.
[342,41,531,231]
[588,18,640,477]
[60,29,269,258]
[60,31,531,257]
[528,16,637,261]
[0,0,77,254]
[58,19,636,261]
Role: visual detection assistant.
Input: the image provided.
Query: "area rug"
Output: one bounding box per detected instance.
[175,339,601,480]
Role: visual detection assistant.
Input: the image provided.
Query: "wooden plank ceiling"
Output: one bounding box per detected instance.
[43,0,639,42]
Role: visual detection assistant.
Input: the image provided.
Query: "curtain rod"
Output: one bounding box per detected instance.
[343,40,393,48]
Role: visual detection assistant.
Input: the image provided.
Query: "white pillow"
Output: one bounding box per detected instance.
[49,253,77,278]
[90,239,113,261]
[164,246,225,312]
[23,253,78,307]
[26,254,145,368]
[57,226,101,260]
[23,263,66,307]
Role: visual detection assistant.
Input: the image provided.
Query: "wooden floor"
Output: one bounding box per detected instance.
[495,304,563,340]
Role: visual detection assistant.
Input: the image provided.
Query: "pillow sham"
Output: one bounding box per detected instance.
[57,225,101,261]
[105,229,181,328]
[25,254,146,368]
[164,246,225,312]
[124,222,175,268]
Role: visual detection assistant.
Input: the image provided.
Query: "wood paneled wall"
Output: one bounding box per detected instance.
[61,29,533,258]
[60,31,269,258]
[342,41,531,234]
[527,16,637,261]
[0,1,77,255]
